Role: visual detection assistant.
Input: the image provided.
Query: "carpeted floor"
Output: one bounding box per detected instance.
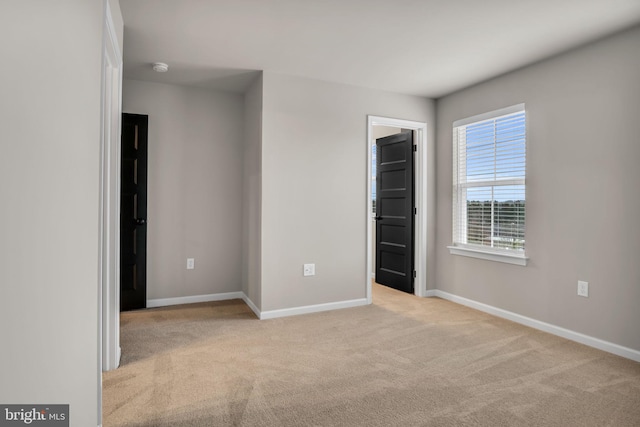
[103,284,640,426]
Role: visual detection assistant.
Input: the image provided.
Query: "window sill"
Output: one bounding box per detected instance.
[447,246,528,266]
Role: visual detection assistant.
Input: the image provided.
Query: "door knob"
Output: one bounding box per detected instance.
[375,216,383,221]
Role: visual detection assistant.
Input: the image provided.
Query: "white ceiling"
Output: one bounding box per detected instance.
[120,0,640,98]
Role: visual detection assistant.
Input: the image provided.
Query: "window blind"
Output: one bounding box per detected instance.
[452,105,526,253]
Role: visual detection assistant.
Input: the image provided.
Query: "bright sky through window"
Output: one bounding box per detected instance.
[464,114,526,202]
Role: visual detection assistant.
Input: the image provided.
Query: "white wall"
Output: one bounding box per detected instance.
[122,80,245,300]
[260,72,436,312]
[435,25,640,352]
[0,1,105,425]
[242,74,264,308]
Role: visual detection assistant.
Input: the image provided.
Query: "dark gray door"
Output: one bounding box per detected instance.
[375,132,414,293]
[120,113,148,311]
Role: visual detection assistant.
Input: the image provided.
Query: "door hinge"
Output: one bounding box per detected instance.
[413,270,417,278]
[413,144,417,152]
[414,207,417,215]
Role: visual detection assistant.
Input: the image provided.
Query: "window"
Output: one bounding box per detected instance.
[449,104,528,266]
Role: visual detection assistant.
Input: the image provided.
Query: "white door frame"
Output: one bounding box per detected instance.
[366,116,428,303]
[99,0,122,380]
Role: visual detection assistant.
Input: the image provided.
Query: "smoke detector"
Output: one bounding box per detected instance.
[152,62,169,73]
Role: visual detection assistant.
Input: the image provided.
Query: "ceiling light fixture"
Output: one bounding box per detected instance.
[152,62,169,73]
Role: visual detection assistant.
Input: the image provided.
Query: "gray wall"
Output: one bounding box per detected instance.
[242,74,264,308]
[0,0,106,424]
[260,72,436,311]
[123,80,244,300]
[435,25,640,351]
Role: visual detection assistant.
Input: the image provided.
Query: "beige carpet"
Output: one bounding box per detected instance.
[103,284,640,426]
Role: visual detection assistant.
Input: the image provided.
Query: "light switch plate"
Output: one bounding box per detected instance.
[187,258,195,270]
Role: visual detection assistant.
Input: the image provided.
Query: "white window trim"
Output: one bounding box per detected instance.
[452,103,525,128]
[448,245,529,266]
[450,104,528,266]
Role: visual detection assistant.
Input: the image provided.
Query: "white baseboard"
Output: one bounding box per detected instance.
[241,294,261,319]
[432,290,640,363]
[148,291,369,321]
[424,289,437,297]
[147,291,244,308]
[259,298,368,320]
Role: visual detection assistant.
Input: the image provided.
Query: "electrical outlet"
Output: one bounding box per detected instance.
[303,263,315,276]
[577,280,588,297]
[187,258,195,270]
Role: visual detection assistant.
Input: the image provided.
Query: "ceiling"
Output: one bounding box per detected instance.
[120,0,640,98]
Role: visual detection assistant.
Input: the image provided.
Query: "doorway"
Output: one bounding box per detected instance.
[374,130,414,293]
[366,116,427,303]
